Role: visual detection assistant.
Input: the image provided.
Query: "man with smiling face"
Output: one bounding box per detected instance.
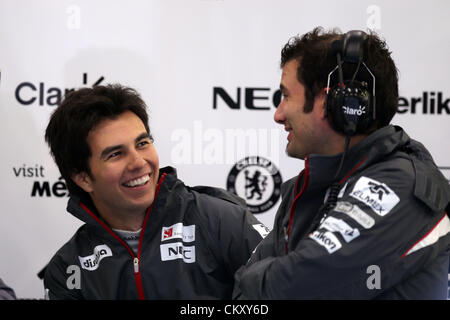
[43,84,266,299]
[233,27,450,299]
[74,111,160,232]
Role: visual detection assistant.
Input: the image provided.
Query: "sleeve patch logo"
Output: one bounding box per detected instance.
[334,201,375,229]
[320,216,360,243]
[309,230,342,254]
[349,177,400,216]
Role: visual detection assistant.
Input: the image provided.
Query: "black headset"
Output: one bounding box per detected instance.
[324,30,376,136]
[311,31,378,228]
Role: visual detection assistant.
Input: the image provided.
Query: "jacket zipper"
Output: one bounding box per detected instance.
[80,173,167,300]
[133,256,145,300]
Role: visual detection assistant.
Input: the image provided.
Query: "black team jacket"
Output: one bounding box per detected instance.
[234,125,450,299]
[44,167,266,299]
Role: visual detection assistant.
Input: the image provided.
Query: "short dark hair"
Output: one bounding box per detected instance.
[45,84,151,196]
[280,27,398,131]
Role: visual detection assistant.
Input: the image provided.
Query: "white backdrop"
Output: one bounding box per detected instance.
[1,0,449,299]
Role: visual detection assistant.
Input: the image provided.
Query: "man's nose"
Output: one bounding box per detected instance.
[127,150,147,171]
[274,103,285,124]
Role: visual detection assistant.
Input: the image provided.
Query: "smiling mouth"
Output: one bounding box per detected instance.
[122,174,150,188]
[284,126,293,138]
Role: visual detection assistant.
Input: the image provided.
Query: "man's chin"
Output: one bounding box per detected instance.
[123,202,152,217]
[285,145,306,160]
[124,194,154,210]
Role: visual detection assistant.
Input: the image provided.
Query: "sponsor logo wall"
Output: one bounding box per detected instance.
[0,0,449,298]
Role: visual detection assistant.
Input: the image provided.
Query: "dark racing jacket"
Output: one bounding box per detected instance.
[234,125,450,299]
[44,167,266,299]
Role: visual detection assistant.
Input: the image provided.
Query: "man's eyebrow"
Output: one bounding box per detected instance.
[280,84,287,92]
[135,132,151,142]
[100,132,151,159]
[100,144,123,160]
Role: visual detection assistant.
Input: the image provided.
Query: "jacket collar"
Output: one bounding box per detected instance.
[296,125,410,190]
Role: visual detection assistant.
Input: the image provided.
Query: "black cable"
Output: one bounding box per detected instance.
[336,52,345,88]
[315,135,352,227]
[350,58,362,85]
[334,135,351,181]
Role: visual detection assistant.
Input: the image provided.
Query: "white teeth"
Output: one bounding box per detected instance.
[124,175,150,187]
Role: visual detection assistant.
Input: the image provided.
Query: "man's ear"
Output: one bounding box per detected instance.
[72,171,94,193]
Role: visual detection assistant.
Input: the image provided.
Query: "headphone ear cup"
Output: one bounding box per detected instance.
[326,81,372,136]
[326,85,347,134]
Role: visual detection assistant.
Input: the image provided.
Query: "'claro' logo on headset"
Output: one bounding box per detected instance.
[342,105,366,116]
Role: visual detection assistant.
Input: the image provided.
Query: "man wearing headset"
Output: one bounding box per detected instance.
[233,27,450,299]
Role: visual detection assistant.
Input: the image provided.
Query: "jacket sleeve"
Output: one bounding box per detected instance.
[44,254,82,300]
[193,191,268,275]
[225,207,270,272]
[235,164,450,299]
[214,200,268,275]
[232,229,278,299]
